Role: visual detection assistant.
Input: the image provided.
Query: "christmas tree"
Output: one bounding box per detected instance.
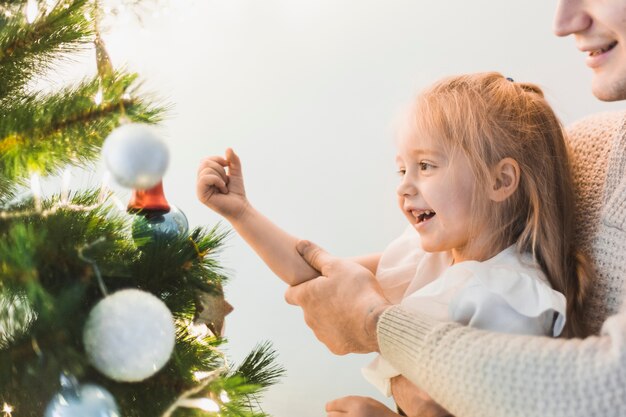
[0,0,283,416]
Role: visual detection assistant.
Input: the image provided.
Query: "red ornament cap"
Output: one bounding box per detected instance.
[127,181,170,214]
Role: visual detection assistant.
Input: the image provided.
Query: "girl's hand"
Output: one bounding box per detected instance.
[196,148,249,221]
[325,396,399,417]
[391,376,452,417]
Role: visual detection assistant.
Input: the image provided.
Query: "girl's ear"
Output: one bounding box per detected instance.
[488,157,520,202]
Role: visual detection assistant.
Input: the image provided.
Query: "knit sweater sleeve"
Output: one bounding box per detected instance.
[378,306,626,417]
[376,111,626,417]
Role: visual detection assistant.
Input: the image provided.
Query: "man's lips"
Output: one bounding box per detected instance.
[583,40,618,57]
[582,40,618,69]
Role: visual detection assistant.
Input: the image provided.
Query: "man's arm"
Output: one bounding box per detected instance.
[285,240,389,354]
[378,307,626,417]
[289,240,626,417]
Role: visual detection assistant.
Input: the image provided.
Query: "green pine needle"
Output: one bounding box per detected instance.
[0,0,93,98]
[0,70,168,187]
[234,341,286,391]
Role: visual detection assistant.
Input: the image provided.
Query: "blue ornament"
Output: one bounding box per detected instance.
[45,375,119,417]
[132,205,189,244]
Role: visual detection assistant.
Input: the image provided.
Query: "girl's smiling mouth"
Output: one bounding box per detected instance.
[411,209,436,224]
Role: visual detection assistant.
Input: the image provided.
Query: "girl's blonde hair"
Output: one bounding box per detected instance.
[413,72,592,337]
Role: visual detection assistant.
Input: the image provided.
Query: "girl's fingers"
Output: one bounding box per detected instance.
[225,148,243,177]
[198,173,228,194]
[198,156,228,175]
[198,160,229,183]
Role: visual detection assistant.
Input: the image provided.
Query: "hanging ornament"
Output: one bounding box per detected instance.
[127,180,170,213]
[83,289,176,382]
[132,205,189,243]
[44,374,119,417]
[127,180,189,243]
[194,284,234,337]
[101,123,169,189]
[94,32,114,78]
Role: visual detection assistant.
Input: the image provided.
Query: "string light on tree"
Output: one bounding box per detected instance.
[30,172,42,212]
[220,390,230,403]
[177,398,220,413]
[25,0,38,23]
[94,87,104,105]
[2,402,13,417]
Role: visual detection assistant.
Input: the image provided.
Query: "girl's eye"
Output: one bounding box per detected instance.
[396,168,406,176]
[419,162,435,171]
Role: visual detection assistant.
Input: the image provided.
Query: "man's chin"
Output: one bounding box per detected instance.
[591,74,626,101]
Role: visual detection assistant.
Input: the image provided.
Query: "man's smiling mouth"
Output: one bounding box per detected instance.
[589,41,618,57]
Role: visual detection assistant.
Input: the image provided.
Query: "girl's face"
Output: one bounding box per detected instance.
[395,129,485,263]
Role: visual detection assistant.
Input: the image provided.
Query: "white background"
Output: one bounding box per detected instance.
[56,1,624,416]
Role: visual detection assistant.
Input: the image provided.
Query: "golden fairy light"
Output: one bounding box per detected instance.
[219,391,230,403]
[30,172,42,212]
[94,87,104,105]
[2,402,13,416]
[61,168,71,204]
[193,371,211,381]
[25,0,38,23]
[178,398,220,412]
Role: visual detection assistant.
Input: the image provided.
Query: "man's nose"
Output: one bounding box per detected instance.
[553,0,591,37]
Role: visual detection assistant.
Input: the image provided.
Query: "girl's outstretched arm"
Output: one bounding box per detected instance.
[198,148,360,285]
[325,396,400,417]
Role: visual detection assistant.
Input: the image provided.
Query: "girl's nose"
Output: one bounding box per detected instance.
[396,175,418,197]
[553,0,592,37]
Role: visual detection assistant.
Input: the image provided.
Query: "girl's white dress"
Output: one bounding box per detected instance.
[363,226,567,396]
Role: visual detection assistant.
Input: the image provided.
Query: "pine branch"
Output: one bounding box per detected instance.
[0,222,42,290]
[0,290,35,349]
[170,326,226,383]
[233,342,285,391]
[125,224,230,307]
[0,0,93,98]
[0,71,168,185]
[0,177,16,201]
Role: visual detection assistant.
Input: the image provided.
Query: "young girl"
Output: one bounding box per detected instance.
[196,72,592,417]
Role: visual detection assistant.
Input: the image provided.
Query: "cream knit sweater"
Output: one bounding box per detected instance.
[377,111,626,417]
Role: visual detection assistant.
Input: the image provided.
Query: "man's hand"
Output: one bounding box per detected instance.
[325,396,400,417]
[284,240,391,355]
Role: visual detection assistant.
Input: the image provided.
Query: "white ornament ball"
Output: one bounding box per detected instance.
[83,289,176,382]
[101,123,169,189]
[45,383,119,417]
